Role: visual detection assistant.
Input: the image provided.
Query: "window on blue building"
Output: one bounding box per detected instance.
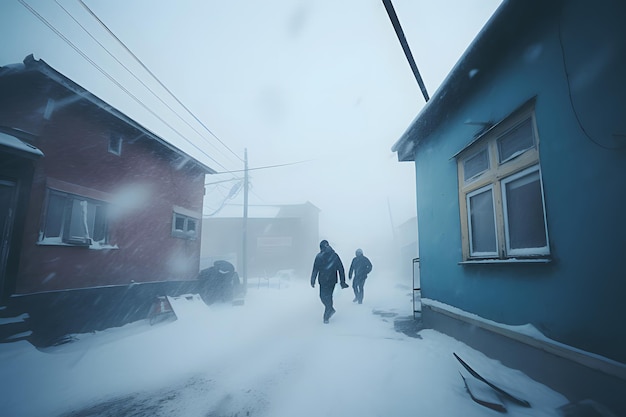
[456,103,549,261]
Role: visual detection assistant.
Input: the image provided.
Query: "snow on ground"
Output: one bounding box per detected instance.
[0,274,568,417]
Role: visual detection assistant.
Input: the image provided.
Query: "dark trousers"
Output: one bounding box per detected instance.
[319,283,336,320]
[352,277,366,303]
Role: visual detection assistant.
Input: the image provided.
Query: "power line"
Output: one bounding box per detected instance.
[204,181,243,216]
[557,19,625,151]
[54,0,242,167]
[18,0,233,173]
[205,177,243,186]
[19,0,301,209]
[77,0,244,163]
[210,159,313,175]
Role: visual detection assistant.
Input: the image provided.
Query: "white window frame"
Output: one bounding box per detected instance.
[172,212,198,240]
[456,102,550,261]
[40,189,109,247]
[501,165,550,257]
[466,184,499,258]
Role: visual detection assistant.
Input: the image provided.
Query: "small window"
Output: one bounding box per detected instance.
[41,190,108,246]
[109,134,122,155]
[497,118,535,163]
[457,104,549,261]
[463,147,489,183]
[172,212,198,240]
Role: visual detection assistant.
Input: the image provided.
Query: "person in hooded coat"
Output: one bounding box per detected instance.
[310,240,348,323]
[348,248,373,304]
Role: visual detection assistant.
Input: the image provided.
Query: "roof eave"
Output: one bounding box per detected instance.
[20,54,217,174]
[391,0,552,161]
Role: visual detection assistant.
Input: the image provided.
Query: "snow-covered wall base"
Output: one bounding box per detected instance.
[421,300,626,416]
[5,280,201,347]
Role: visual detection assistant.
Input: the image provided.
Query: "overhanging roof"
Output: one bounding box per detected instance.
[391,0,562,161]
[0,55,216,174]
[0,131,43,159]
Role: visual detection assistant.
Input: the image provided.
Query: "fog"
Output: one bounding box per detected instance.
[0,0,501,255]
[0,2,529,416]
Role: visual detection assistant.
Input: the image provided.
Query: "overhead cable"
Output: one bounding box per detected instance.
[55,0,242,167]
[77,0,244,162]
[18,0,232,173]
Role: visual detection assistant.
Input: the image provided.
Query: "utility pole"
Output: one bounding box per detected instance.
[242,148,249,292]
[382,0,430,103]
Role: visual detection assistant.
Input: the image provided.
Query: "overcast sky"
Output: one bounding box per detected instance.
[1,0,501,258]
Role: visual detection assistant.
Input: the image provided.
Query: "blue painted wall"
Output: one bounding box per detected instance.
[414,0,626,363]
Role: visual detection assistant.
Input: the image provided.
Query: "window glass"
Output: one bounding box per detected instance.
[42,190,109,245]
[174,215,185,231]
[108,134,122,155]
[93,205,107,242]
[172,212,198,239]
[503,169,548,251]
[467,186,497,255]
[68,199,88,242]
[463,147,489,182]
[497,118,534,163]
[44,193,65,238]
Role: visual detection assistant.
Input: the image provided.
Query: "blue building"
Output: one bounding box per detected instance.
[392,0,626,413]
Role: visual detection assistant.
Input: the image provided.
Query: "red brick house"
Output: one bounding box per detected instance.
[0,55,214,345]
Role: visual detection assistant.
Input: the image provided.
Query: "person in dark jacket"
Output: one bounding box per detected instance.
[198,260,241,304]
[348,248,372,304]
[310,240,348,323]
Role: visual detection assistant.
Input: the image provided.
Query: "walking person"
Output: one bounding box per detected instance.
[348,248,372,304]
[310,240,349,323]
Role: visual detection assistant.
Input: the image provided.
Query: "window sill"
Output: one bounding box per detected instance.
[459,258,551,265]
[171,232,197,240]
[37,241,119,250]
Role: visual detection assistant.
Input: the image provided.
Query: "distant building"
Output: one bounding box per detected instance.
[392,0,626,413]
[0,55,214,345]
[202,202,320,280]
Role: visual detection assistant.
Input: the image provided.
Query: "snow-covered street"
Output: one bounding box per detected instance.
[0,274,568,417]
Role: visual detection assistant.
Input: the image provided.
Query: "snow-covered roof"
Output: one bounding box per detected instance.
[392,0,562,161]
[0,131,43,159]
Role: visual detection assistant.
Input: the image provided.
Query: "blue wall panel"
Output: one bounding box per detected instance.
[413,0,626,363]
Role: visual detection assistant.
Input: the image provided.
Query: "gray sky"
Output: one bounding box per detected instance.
[1,0,501,257]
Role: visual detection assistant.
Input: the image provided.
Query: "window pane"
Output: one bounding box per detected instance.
[174,215,185,231]
[463,148,489,182]
[44,193,65,238]
[67,199,88,241]
[187,219,196,233]
[468,188,497,255]
[85,201,97,239]
[109,134,122,155]
[504,170,547,251]
[93,205,107,242]
[498,118,534,163]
